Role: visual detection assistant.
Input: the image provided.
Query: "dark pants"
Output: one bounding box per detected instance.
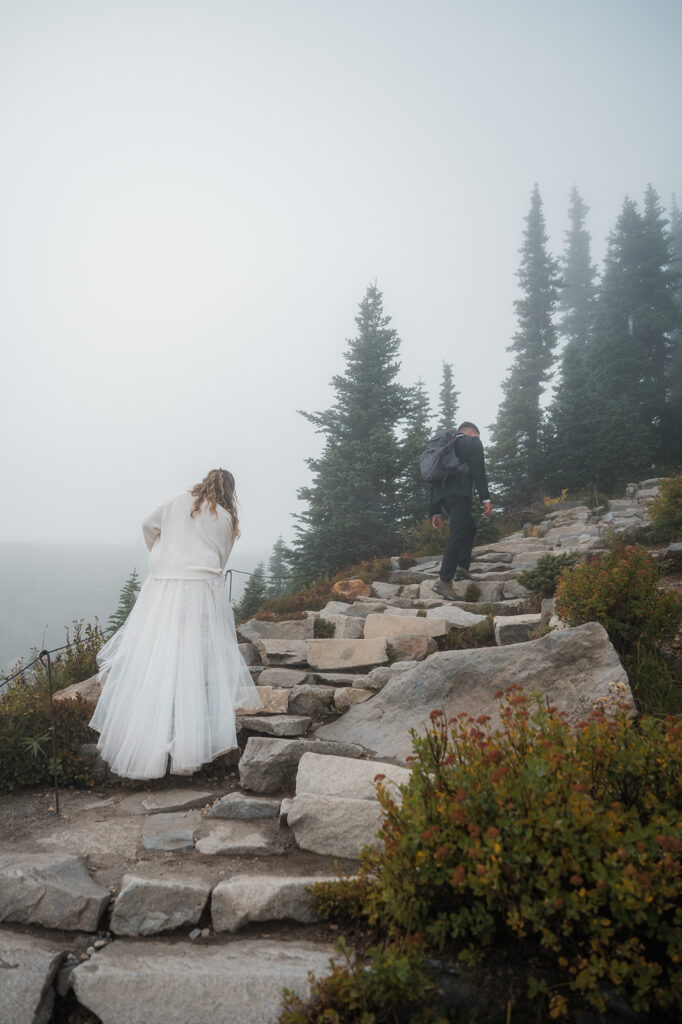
[439,496,477,582]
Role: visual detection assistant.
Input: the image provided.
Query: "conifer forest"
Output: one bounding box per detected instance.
[287,185,682,584]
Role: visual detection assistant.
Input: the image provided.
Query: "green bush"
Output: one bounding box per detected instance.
[554,543,681,657]
[32,618,107,693]
[313,617,336,638]
[0,619,104,792]
[517,552,576,597]
[648,474,682,543]
[354,691,682,1019]
[279,937,462,1024]
[257,558,391,619]
[0,684,95,792]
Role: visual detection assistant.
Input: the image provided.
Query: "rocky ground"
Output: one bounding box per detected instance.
[1,479,679,1024]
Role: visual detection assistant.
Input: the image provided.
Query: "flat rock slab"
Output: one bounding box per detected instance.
[238,713,312,737]
[289,684,335,716]
[0,853,109,932]
[419,579,503,602]
[36,819,142,863]
[287,794,383,859]
[425,605,487,628]
[52,674,101,707]
[211,873,337,932]
[256,668,312,688]
[140,789,217,815]
[296,752,411,801]
[0,928,67,1024]
[141,811,202,852]
[494,613,543,646]
[239,737,364,793]
[305,637,389,670]
[363,613,450,641]
[316,623,631,761]
[334,687,373,711]
[237,685,289,715]
[208,793,281,820]
[311,671,369,687]
[254,639,308,667]
[238,618,314,643]
[317,613,366,639]
[72,938,338,1024]
[195,821,279,856]
[111,875,211,936]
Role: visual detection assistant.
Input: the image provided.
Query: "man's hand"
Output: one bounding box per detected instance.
[483,500,492,517]
[432,515,445,531]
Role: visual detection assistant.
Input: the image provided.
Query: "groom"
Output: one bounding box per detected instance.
[429,421,492,598]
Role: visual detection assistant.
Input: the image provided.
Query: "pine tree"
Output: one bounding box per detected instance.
[544,188,598,492]
[233,563,267,622]
[108,569,141,632]
[589,192,680,485]
[399,379,433,525]
[668,195,682,460]
[437,361,459,431]
[266,536,292,599]
[639,185,681,465]
[292,284,410,582]
[488,185,561,505]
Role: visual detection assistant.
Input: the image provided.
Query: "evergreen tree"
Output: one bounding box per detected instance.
[544,188,598,492]
[488,185,561,504]
[233,563,267,622]
[399,379,433,525]
[266,536,292,599]
[668,195,682,460]
[108,569,141,632]
[437,361,459,431]
[292,284,410,581]
[589,191,680,485]
[639,185,681,465]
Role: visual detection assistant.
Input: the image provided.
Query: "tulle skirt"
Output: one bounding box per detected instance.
[89,576,262,779]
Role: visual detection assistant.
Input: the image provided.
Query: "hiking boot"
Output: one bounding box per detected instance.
[454,569,471,582]
[432,578,455,599]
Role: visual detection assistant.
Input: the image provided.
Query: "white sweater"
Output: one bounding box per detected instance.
[142,492,235,580]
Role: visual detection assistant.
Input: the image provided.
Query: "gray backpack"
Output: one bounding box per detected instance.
[419,430,470,485]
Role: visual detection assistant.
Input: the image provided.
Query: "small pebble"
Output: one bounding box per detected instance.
[201,928,210,938]
[86,946,95,956]
[80,953,89,961]
[94,939,107,949]
[189,928,202,941]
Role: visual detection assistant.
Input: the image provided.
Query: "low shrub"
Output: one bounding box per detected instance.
[648,474,682,543]
[257,558,391,618]
[313,617,336,639]
[354,690,682,1019]
[0,684,95,792]
[555,543,682,657]
[517,552,577,597]
[0,620,104,792]
[279,936,462,1024]
[434,619,494,651]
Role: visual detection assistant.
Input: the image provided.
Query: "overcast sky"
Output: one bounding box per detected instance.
[1,0,680,568]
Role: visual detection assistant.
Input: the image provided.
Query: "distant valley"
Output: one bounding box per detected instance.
[0,542,266,673]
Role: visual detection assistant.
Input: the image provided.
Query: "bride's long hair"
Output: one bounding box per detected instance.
[190,469,240,537]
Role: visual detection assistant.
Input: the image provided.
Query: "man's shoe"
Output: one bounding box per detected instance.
[433,579,455,599]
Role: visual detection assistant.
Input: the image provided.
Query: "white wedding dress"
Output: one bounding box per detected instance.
[89,493,261,779]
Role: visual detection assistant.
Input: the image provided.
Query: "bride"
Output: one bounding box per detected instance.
[90,468,262,779]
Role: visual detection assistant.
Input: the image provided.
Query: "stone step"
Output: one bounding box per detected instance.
[71,938,338,1024]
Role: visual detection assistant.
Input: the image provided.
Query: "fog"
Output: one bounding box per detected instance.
[1,0,680,665]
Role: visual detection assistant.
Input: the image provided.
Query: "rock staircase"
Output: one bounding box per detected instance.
[0,481,664,1024]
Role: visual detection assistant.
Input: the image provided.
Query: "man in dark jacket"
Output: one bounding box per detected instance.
[429,421,492,597]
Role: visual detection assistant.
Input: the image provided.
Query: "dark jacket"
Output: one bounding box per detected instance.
[428,433,491,516]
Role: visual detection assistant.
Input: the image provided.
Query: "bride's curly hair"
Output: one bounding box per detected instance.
[190,469,240,537]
